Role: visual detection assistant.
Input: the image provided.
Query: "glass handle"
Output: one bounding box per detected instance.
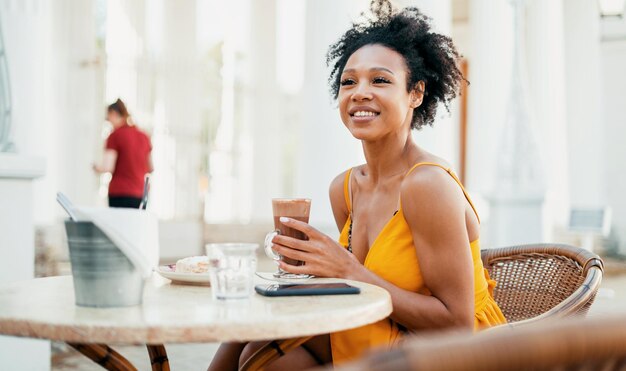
[264,230,281,261]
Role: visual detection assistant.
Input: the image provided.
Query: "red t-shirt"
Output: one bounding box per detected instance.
[105,125,152,197]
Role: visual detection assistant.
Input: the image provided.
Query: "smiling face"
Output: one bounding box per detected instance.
[338,44,423,142]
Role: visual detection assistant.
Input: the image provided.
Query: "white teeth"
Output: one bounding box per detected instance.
[353,111,378,117]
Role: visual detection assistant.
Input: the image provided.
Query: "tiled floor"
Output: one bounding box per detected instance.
[588,273,626,317]
[52,342,218,371]
[52,271,626,370]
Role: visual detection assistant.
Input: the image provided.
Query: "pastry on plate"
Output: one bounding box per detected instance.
[175,256,209,274]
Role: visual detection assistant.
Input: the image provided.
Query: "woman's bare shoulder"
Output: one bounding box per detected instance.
[400,155,463,216]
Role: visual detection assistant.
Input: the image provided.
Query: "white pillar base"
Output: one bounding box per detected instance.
[0,337,51,371]
[487,193,544,248]
[0,154,49,369]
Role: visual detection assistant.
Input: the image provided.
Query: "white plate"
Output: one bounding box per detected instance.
[156,264,211,286]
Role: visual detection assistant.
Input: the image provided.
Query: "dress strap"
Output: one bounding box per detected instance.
[404,162,481,223]
[343,168,354,213]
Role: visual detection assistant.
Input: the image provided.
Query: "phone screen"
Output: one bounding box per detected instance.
[274,283,353,291]
[255,282,360,296]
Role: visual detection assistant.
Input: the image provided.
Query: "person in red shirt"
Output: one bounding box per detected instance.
[93,99,153,208]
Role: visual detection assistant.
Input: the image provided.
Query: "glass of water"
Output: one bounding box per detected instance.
[206,243,258,300]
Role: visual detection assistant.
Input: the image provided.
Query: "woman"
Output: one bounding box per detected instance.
[93,99,153,208]
[209,1,506,369]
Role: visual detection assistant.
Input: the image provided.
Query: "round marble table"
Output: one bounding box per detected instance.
[0,274,392,370]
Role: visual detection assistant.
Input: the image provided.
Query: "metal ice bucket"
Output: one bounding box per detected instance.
[64,221,144,307]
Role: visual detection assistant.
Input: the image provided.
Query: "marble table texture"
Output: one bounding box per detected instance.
[0,273,392,345]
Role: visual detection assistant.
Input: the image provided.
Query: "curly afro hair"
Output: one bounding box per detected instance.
[326,0,466,130]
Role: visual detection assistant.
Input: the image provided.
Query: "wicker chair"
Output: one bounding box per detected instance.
[332,315,626,371]
[481,243,603,325]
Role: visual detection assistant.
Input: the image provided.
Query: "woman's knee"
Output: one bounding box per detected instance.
[238,341,268,368]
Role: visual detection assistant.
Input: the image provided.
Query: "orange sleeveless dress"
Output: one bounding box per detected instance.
[330,162,507,364]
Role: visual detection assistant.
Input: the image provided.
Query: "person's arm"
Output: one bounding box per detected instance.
[93,149,118,174]
[147,153,154,173]
[274,167,474,332]
[146,135,154,173]
[347,167,474,330]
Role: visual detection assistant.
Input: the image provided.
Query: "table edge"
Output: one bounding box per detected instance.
[0,277,393,344]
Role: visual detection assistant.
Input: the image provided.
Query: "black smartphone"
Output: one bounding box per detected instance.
[255,283,361,297]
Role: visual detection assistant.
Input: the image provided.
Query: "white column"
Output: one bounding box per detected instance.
[1,0,59,226]
[1,1,49,367]
[49,0,103,212]
[600,15,626,253]
[0,155,48,371]
[160,0,201,220]
[247,0,282,223]
[141,0,203,220]
[563,0,605,208]
[486,0,547,248]
[15,0,102,223]
[204,0,255,223]
[0,0,102,366]
[464,0,514,246]
[466,0,514,197]
[104,0,146,109]
[525,0,569,239]
[0,158,45,279]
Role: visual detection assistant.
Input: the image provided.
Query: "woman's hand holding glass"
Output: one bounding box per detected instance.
[269,217,362,279]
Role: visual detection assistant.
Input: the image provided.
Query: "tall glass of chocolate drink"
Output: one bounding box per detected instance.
[264,198,311,279]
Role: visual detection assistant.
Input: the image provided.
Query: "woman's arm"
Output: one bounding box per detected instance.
[93,149,118,174]
[347,167,474,330]
[274,167,474,332]
[147,153,154,173]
